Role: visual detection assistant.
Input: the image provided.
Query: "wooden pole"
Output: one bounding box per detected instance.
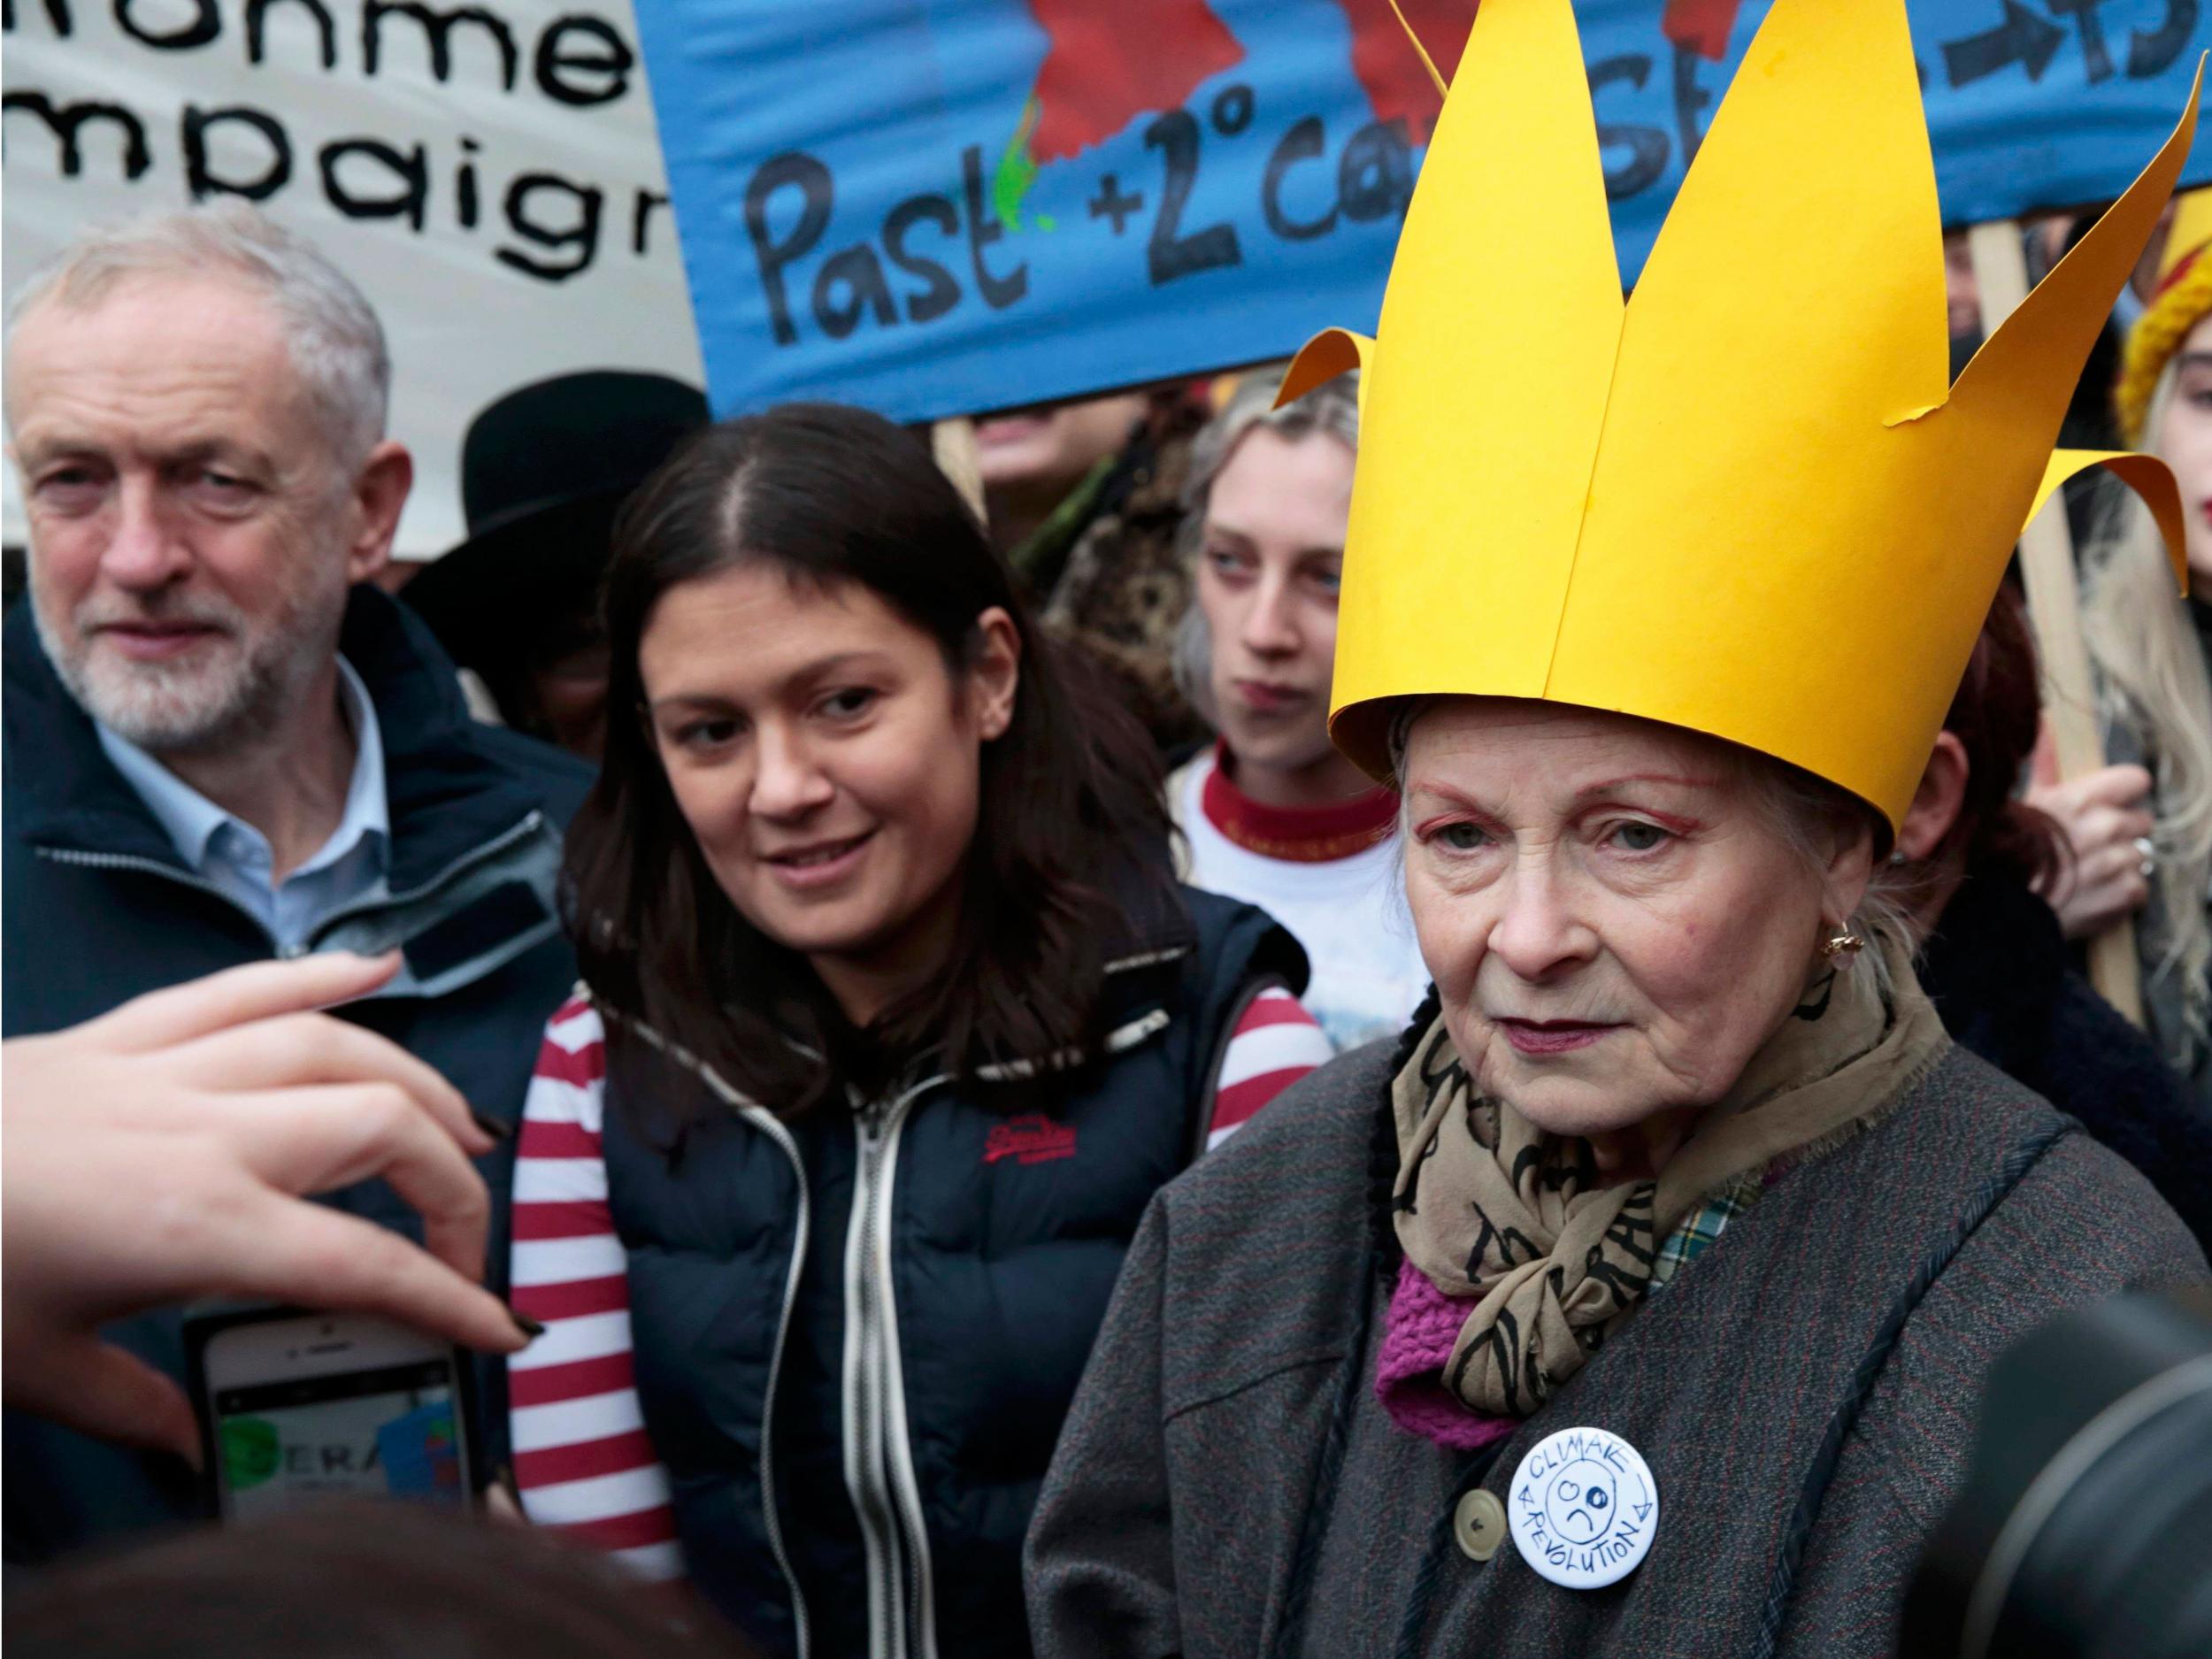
[1967,219,2146,1025]
[932,417,987,522]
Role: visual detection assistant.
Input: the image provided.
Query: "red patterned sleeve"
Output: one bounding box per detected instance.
[508,996,682,1580]
[1202,985,1335,1151]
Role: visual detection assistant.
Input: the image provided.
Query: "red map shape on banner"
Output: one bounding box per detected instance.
[1025,0,1246,163]
[1334,0,1740,134]
[1333,0,1471,137]
[1018,0,1494,167]
[1661,0,1746,60]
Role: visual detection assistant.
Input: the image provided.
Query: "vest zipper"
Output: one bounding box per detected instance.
[738,1103,817,1659]
[588,1006,816,1659]
[844,987,1173,1655]
[844,1078,946,1659]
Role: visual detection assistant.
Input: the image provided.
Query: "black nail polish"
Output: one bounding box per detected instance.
[470,1111,511,1141]
[509,1307,546,1340]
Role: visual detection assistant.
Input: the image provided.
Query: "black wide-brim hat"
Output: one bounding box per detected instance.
[403,370,709,675]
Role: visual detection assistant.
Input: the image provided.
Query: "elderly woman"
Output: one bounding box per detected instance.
[1024,2,2207,1653]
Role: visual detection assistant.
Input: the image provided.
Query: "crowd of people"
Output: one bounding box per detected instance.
[5,2,2212,1655]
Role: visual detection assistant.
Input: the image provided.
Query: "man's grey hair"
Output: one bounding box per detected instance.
[1170,365,1360,719]
[5,201,390,470]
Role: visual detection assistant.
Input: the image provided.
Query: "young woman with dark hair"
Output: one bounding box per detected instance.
[504,404,1328,1659]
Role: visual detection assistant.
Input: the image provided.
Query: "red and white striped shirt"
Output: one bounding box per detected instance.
[1203,986,1336,1150]
[508,985,1330,1574]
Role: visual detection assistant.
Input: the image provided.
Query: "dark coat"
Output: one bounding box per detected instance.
[1920,868,2212,1247]
[604,887,1303,1659]
[1025,1031,2204,1658]
[3,587,590,1562]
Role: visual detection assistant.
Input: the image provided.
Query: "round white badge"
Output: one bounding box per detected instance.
[1506,1425,1660,1589]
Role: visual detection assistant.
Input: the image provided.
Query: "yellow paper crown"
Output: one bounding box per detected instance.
[1286,0,2196,832]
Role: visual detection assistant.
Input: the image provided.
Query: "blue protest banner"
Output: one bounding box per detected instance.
[633,0,2210,424]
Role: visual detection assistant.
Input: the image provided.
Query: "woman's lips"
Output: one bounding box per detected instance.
[1231,679,1310,715]
[761,830,876,891]
[975,414,1049,446]
[1495,1018,1618,1056]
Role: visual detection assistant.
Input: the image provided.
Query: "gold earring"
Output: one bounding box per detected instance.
[1817,929,1864,961]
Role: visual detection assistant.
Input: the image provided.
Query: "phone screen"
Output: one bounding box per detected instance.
[204,1325,469,1520]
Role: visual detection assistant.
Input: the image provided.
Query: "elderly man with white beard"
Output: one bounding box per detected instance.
[1,203,588,1562]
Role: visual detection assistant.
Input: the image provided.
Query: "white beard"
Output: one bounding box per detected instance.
[29,559,347,757]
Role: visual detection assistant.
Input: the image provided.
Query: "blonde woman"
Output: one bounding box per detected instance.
[1168,370,1433,1049]
[2039,209,2212,1104]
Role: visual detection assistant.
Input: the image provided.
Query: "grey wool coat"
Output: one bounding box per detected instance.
[1025,1034,2207,1658]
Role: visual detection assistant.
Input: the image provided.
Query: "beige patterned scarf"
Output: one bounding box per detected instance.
[1391,934,1947,1417]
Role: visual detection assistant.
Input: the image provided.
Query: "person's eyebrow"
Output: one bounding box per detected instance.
[14,433,273,472]
[787,649,894,684]
[10,429,96,467]
[1403,779,1493,816]
[1201,523,1257,549]
[646,651,890,715]
[1568,772,1722,803]
[1405,772,1718,818]
[157,438,279,475]
[168,436,267,463]
[645,690,734,717]
[2177,350,2212,374]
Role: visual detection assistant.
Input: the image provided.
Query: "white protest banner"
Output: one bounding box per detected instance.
[2,0,704,557]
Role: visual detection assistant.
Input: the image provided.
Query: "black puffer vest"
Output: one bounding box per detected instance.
[597,886,1302,1659]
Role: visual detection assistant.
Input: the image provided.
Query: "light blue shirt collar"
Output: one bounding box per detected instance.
[97,656,390,895]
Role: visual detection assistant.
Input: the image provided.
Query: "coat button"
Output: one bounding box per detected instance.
[1454,1488,1507,1562]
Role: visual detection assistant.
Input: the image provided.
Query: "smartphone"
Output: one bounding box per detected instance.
[183,1305,474,1522]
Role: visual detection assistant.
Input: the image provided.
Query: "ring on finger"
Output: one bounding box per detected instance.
[2135,835,2157,880]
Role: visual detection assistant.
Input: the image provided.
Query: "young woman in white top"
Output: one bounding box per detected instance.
[1168,370,1431,1048]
